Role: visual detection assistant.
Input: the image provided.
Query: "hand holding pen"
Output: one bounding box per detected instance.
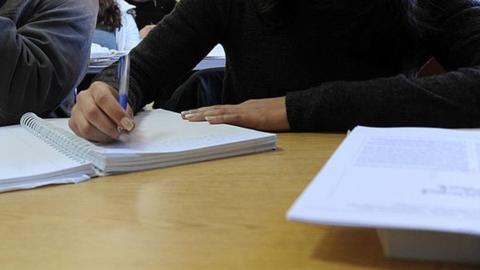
[69,54,135,143]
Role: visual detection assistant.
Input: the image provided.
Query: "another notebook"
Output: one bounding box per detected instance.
[0,109,276,193]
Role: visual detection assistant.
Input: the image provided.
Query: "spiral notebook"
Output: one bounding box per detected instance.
[0,109,276,193]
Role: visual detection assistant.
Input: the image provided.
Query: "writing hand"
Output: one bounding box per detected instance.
[69,81,135,143]
[181,96,290,131]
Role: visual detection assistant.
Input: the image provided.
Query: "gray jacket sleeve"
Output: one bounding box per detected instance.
[0,0,98,125]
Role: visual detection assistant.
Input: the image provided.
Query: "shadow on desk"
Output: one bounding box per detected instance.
[311,227,477,270]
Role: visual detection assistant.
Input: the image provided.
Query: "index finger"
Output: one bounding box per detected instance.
[90,82,135,132]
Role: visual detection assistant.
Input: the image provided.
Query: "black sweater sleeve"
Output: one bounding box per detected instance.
[96,0,231,113]
[0,0,97,125]
[286,0,480,131]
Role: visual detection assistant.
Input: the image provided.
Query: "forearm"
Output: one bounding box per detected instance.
[283,0,480,132]
[286,68,480,131]
[95,0,230,112]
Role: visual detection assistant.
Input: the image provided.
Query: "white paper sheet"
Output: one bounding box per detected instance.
[288,126,480,236]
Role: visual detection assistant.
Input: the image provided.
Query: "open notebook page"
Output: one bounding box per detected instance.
[0,125,93,182]
[46,109,275,155]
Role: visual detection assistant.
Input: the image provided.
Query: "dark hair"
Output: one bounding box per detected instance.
[97,0,122,32]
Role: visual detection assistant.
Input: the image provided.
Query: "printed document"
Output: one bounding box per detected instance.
[288,126,480,236]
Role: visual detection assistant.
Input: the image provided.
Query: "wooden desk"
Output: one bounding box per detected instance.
[0,133,476,270]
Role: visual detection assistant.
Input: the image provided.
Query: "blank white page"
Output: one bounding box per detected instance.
[0,125,90,181]
[47,110,275,155]
[110,110,273,153]
[206,44,225,59]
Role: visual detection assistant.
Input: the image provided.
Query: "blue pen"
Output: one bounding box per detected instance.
[118,54,130,110]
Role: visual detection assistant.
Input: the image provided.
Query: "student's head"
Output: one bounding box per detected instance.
[97,0,122,32]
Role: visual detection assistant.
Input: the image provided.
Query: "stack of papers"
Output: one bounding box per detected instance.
[288,126,480,263]
[88,43,127,73]
[88,43,225,73]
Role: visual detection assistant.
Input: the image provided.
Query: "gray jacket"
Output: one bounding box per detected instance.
[0,0,98,125]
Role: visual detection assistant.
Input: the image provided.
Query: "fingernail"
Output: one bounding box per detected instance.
[118,133,129,142]
[184,113,199,120]
[121,117,135,131]
[183,110,197,115]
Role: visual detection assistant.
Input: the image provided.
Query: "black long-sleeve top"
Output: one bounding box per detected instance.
[97,0,480,131]
[0,0,97,125]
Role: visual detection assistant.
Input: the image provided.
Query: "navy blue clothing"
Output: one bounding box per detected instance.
[93,29,118,50]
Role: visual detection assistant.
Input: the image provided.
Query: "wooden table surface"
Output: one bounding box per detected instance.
[0,133,476,270]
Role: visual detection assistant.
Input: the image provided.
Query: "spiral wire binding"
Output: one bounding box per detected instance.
[20,113,106,170]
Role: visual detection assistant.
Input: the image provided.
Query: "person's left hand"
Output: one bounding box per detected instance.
[140,24,156,39]
[180,96,290,131]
